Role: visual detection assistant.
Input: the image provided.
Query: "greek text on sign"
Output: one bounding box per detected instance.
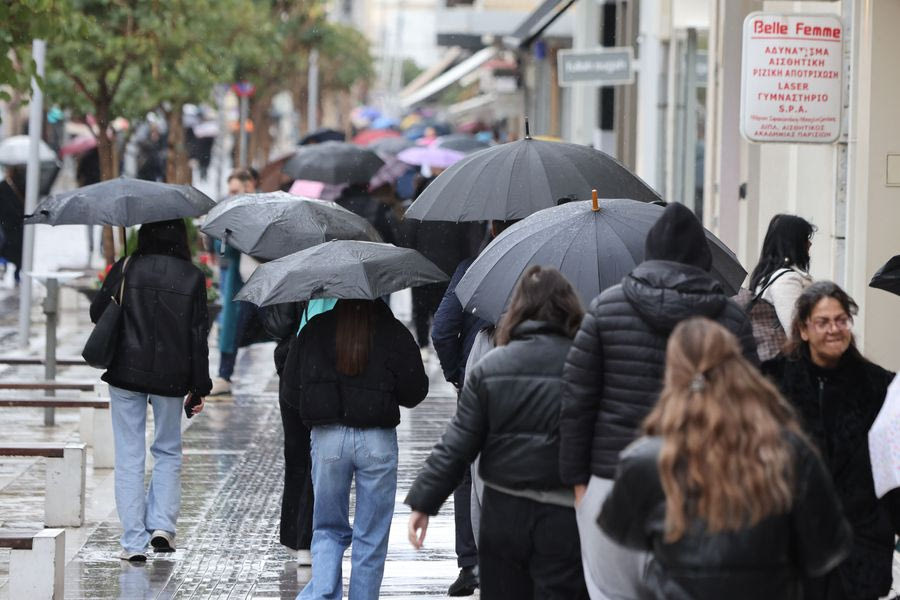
[740,13,843,143]
[557,47,635,87]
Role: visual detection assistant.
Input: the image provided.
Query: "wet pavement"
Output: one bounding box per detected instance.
[0,289,471,599]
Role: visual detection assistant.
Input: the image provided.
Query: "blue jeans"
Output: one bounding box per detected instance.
[298,426,398,600]
[109,385,183,553]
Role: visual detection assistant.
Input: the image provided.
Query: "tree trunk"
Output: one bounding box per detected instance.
[165,106,191,184]
[95,102,117,266]
[249,89,275,166]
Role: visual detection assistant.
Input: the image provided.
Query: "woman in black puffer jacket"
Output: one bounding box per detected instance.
[405,266,588,600]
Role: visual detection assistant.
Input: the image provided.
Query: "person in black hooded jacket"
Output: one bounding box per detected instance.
[558,202,757,600]
[406,266,589,600]
[89,219,211,561]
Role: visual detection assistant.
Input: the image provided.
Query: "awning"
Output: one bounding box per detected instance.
[400,47,498,109]
[503,0,577,49]
[400,47,463,98]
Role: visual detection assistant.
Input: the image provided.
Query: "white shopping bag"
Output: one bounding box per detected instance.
[869,374,900,498]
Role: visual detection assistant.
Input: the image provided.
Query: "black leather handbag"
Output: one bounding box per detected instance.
[82,256,131,369]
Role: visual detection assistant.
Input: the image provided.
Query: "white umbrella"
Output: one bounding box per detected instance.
[0,135,57,166]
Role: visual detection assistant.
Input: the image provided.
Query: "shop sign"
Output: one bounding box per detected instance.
[740,13,843,143]
[557,47,635,87]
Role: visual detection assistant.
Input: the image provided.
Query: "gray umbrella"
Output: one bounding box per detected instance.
[200,191,382,260]
[433,134,490,154]
[367,136,414,156]
[404,135,662,221]
[282,141,384,184]
[0,135,57,166]
[24,177,215,226]
[235,240,448,306]
[455,198,747,323]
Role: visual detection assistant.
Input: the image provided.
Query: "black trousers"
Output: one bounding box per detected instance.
[479,487,588,600]
[454,468,478,568]
[411,282,448,348]
[278,392,314,550]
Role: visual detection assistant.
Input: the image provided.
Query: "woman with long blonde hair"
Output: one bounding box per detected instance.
[598,317,851,600]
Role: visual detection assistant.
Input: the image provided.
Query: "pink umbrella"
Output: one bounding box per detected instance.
[289,179,346,202]
[60,135,97,157]
[397,146,465,169]
[370,154,413,189]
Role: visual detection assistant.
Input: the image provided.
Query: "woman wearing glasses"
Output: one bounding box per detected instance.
[763,281,899,600]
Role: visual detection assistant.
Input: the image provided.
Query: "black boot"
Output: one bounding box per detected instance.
[448,565,479,597]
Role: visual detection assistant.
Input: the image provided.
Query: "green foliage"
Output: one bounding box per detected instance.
[0,0,65,102]
[402,59,424,86]
[318,23,375,90]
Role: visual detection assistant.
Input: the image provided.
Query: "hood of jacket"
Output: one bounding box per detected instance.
[622,260,727,334]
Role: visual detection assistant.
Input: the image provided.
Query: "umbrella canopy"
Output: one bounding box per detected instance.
[288,179,346,201]
[397,146,466,169]
[299,128,345,145]
[367,136,414,156]
[870,255,900,296]
[405,137,662,222]
[433,134,490,154]
[200,192,381,261]
[24,177,216,227]
[282,142,384,185]
[352,128,400,146]
[235,240,448,306]
[0,135,57,165]
[454,198,747,323]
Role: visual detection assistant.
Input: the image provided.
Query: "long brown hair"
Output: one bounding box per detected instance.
[494,266,584,346]
[643,317,804,542]
[334,300,376,376]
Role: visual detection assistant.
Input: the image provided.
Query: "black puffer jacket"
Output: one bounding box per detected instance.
[763,350,898,599]
[260,301,306,376]
[405,321,573,515]
[559,260,757,484]
[282,300,428,428]
[599,436,852,600]
[90,254,211,397]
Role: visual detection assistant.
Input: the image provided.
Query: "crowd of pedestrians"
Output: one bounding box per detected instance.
[85,162,897,600]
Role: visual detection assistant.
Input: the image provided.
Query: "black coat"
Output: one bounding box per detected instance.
[559,260,757,484]
[405,321,573,515]
[90,254,212,397]
[599,436,852,600]
[431,257,490,388]
[399,219,484,278]
[260,301,306,376]
[763,350,898,599]
[0,179,24,267]
[282,300,428,428]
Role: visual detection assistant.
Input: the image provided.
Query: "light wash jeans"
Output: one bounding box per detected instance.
[109,385,183,553]
[298,425,398,600]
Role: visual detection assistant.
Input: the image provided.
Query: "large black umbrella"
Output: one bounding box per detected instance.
[235,240,448,306]
[455,197,746,323]
[282,142,384,185]
[433,134,490,154]
[870,255,900,296]
[200,191,382,260]
[24,177,215,226]
[404,134,661,222]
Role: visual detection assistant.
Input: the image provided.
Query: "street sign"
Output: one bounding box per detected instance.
[740,12,843,143]
[557,47,635,87]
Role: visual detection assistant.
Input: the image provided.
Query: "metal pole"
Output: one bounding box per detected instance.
[307,49,320,133]
[215,85,227,200]
[18,39,46,348]
[238,94,249,168]
[43,278,58,426]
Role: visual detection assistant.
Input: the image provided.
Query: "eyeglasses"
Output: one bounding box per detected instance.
[808,315,852,333]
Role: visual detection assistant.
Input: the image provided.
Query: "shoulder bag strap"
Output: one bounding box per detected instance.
[752,268,792,303]
[117,256,132,304]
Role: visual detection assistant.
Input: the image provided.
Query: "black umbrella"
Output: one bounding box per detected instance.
[434,134,490,154]
[200,191,382,261]
[405,130,661,222]
[870,255,900,296]
[234,240,449,306]
[299,128,345,145]
[24,177,215,226]
[454,197,747,323]
[367,136,414,156]
[282,142,384,185]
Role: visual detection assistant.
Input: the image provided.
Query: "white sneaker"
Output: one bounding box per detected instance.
[118,549,147,562]
[209,377,232,396]
[150,530,175,553]
[296,549,312,566]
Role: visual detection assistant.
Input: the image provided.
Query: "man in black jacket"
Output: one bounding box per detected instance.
[559,202,756,600]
